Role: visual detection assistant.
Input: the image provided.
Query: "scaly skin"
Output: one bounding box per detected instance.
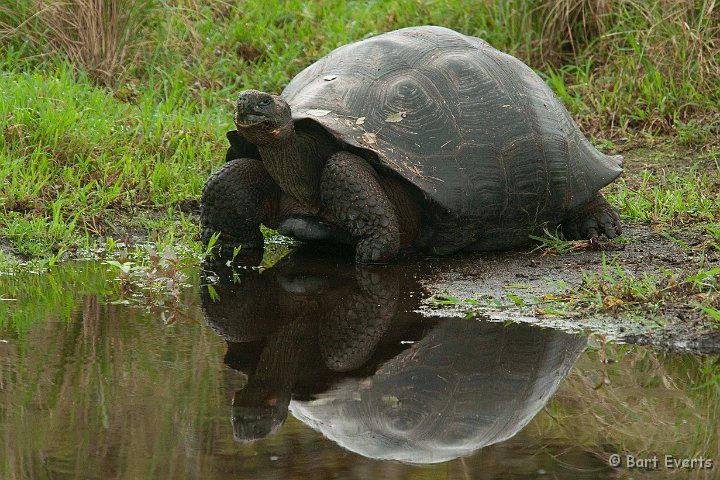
[320,152,401,264]
[560,192,622,240]
[200,158,280,252]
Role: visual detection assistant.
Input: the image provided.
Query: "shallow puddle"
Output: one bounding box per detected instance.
[1,246,718,479]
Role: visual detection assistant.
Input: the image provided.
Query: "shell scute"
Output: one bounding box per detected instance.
[284,26,621,219]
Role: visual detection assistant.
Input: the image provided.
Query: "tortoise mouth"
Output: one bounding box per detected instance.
[235,113,269,127]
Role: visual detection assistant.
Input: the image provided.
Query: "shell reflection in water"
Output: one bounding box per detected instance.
[200,246,586,463]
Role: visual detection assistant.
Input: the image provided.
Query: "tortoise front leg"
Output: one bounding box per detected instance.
[201,158,280,255]
[320,152,400,264]
[319,265,398,371]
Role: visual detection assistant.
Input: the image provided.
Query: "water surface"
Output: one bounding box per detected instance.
[1,247,717,479]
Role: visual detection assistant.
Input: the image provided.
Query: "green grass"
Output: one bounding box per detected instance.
[0,0,718,270]
[0,64,217,259]
[609,165,720,228]
[569,256,720,318]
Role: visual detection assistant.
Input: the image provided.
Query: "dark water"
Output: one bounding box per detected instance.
[1,246,718,479]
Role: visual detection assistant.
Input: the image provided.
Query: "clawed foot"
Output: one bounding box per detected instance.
[560,193,622,240]
[320,151,402,264]
[356,233,399,264]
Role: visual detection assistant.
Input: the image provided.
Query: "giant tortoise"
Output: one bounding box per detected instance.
[201,26,622,263]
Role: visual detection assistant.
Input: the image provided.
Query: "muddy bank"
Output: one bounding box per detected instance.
[416,224,720,355]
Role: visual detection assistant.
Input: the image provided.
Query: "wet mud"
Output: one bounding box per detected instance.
[416,224,720,354]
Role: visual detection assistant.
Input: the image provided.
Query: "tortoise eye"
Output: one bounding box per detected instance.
[258,97,272,107]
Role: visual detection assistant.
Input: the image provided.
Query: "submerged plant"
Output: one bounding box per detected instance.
[104,244,197,323]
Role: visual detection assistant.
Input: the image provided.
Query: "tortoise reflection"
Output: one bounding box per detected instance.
[201,246,586,463]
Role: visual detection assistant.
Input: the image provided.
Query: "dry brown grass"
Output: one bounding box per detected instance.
[538,0,614,62]
[0,0,155,85]
[534,0,719,66]
[531,0,719,136]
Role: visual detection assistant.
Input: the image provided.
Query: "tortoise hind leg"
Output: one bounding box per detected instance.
[559,192,622,240]
[201,158,280,255]
[320,152,400,264]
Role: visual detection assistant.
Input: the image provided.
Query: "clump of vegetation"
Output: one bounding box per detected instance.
[570,258,720,319]
[608,161,720,228]
[538,0,719,136]
[530,229,626,256]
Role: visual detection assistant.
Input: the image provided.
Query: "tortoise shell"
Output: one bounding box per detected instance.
[282,25,622,222]
[290,320,587,463]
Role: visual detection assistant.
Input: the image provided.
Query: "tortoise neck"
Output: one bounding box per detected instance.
[232,311,314,410]
[258,128,323,213]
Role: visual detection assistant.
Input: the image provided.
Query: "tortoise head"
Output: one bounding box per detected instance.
[234,90,293,144]
[231,388,290,442]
